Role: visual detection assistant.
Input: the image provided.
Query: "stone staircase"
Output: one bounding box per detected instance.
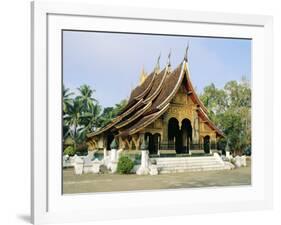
[152,154,228,174]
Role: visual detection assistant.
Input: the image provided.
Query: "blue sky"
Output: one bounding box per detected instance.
[63,31,251,108]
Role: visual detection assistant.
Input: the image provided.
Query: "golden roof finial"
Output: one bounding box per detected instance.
[139,65,147,85]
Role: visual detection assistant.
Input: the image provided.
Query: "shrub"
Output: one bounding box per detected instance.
[117,155,134,174]
[64,146,76,156]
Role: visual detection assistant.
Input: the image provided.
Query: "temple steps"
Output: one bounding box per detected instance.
[152,155,227,174]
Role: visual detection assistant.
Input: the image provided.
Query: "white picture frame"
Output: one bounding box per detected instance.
[31,1,273,224]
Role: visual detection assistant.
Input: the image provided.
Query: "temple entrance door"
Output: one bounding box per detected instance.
[153,133,161,155]
[145,132,160,155]
[168,118,193,154]
[203,135,210,154]
[175,132,182,154]
[168,118,182,153]
[106,132,114,150]
[145,133,153,154]
[181,119,192,154]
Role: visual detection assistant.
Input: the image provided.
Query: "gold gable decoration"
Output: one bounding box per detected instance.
[139,66,147,85]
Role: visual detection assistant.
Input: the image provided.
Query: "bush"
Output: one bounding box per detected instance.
[117,155,134,174]
[64,146,76,156]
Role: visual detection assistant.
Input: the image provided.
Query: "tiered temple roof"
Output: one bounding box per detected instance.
[87,53,224,139]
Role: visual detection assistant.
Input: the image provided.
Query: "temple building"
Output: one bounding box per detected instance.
[87,49,224,155]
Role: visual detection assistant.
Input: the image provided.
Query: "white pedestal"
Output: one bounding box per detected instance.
[226,151,231,158]
[136,150,150,175]
[92,160,101,173]
[103,148,107,158]
[74,156,84,175]
[110,149,117,161]
[111,161,118,173]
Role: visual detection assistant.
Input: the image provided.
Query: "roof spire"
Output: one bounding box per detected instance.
[154,53,161,73]
[184,41,190,62]
[167,49,171,67]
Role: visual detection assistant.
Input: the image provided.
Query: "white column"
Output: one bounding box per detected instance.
[141,150,149,168]
[110,149,117,161]
[103,147,107,157]
[109,148,118,173]
[157,135,160,156]
[226,151,231,159]
[74,156,84,175]
[136,150,150,175]
[87,150,95,160]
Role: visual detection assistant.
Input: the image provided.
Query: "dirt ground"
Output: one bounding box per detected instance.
[63,159,251,194]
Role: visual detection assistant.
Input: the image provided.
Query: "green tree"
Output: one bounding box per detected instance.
[80,103,102,134]
[200,83,227,125]
[200,78,251,155]
[62,85,74,139]
[99,99,128,127]
[62,85,74,114]
[224,79,251,108]
[114,99,128,114]
[62,83,130,152]
[63,98,84,148]
[63,84,101,150]
[76,84,96,112]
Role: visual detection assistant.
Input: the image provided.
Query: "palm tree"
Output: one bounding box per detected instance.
[80,103,102,132]
[76,84,97,112]
[64,84,102,149]
[63,85,74,114]
[63,99,83,149]
[98,99,128,127]
[114,99,127,115]
[88,103,102,131]
[76,84,101,131]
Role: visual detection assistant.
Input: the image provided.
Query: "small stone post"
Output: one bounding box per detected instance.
[226,151,230,158]
[110,149,117,161]
[110,139,118,173]
[74,156,84,175]
[87,150,95,160]
[136,137,150,175]
[225,140,231,160]
[141,150,149,168]
[103,147,107,158]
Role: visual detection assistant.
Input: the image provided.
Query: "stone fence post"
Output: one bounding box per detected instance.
[226,151,231,158]
[136,138,150,175]
[103,147,107,158]
[109,139,118,173]
[136,150,149,175]
[74,155,84,175]
[110,148,117,162]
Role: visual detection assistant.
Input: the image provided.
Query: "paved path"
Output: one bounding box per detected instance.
[63,160,251,194]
